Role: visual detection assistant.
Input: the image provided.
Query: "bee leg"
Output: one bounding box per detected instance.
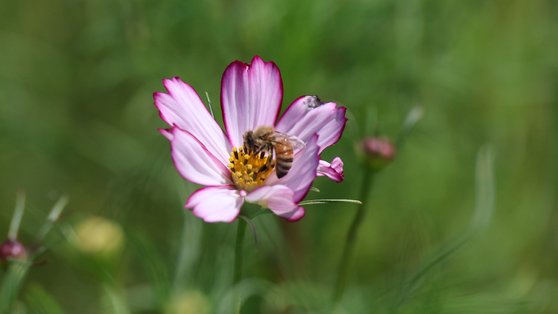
[266,147,275,169]
[254,144,268,156]
[254,143,268,155]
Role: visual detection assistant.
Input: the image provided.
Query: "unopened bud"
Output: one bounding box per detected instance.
[359,137,396,170]
[0,239,27,261]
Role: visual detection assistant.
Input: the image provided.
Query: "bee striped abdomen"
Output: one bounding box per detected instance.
[275,142,294,178]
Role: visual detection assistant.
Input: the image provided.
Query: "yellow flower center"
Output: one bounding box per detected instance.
[228,146,275,191]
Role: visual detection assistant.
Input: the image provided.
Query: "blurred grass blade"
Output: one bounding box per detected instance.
[471,145,495,232]
[238,215,259,245]
[173,213,202,291]
[102,284,130,314]
[402,106,423,133]
[128,233,170,307]
[8,192,26,240]
[35,196,69,244]
[263,281,333,313]
[299,199,362,206]
[216,279,272,314]
[396,105,423,148]
[25,284,64,314]
[0,261,31,314]
[397,145,496,305]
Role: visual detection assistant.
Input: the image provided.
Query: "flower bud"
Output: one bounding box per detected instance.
[0,239,27,261]
[359,137,396,170]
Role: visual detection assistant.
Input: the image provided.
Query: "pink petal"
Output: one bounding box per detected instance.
[267,134,320,203]
[276,96,347,153]
[159,128,173,141]
[284,207,305,221]
[171,128,231,186]
[245,185,305,221]
[154,77,231,163]
[186,186,243,223]
[317,157,344,182]
[221,56,283,147]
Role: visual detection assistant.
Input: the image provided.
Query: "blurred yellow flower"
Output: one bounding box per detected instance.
[165,290,211,314]
[73,216,124,257]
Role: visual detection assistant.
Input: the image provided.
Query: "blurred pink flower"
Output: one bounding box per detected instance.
[154,56,346,223]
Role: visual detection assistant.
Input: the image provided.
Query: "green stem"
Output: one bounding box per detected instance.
[333,168,374,302]
[233,218,247,285]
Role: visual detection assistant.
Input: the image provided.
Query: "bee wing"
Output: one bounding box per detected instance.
[273,132,305,150]
[289,136,306,150]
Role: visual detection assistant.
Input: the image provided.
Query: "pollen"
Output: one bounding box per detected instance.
[228,146,275,191]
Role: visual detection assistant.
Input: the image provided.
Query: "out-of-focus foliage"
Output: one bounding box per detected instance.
[0,0,557,313]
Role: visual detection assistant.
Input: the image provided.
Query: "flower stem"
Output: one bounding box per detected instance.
[333,168,374,302]
[233,218,247,285]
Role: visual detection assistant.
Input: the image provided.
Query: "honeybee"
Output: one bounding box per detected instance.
[243,126,304,178]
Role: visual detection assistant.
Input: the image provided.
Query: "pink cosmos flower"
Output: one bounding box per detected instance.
[154,56,347,223]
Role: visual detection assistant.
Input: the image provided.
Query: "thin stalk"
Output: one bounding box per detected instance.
[232,218,247,314]
[299,199,362,206]
[333,168,374,302]
[8,192,26,241]
[34,196,68,244]
[233,219,247,284]
[172,213,191,291]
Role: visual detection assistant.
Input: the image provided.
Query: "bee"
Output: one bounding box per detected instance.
[303,95,323,109]
[243,126,304,178]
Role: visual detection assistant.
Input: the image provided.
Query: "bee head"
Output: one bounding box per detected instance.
[243,130,255,147]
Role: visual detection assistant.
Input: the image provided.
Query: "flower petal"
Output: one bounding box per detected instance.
[283,207,305,221]
[221,56,283,147]
[245,185,305,221]
[276,96,347,153]
[317,157,344,182]
[159,128,173,141]
[185,186,243,223]
[171,128,231,186]
[267,134,320,203]
[155,77,231,163]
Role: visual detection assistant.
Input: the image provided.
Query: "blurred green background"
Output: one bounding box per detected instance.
[1,0,557,313]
